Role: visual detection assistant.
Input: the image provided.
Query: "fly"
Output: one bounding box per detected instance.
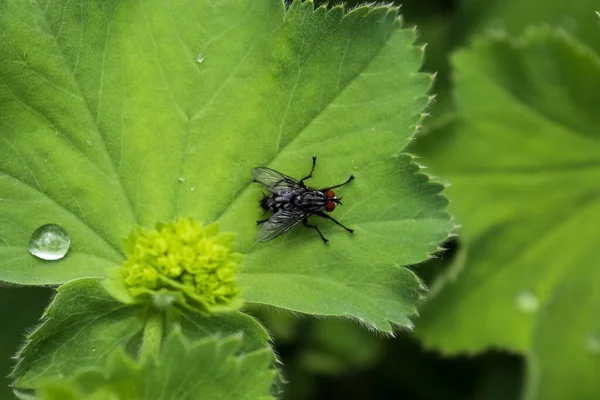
[251,156,354,244]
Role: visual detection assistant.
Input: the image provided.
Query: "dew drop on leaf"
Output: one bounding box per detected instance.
[28,224,70,260]
[515,291,539,314]
[196,53,204,63]
[178,177,185,182]
[586,335,600,355]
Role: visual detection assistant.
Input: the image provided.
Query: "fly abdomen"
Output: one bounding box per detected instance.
[261,191,300,213]
[275,191,299,212]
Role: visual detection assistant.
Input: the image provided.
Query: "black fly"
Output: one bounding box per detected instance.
[252,156,354,244]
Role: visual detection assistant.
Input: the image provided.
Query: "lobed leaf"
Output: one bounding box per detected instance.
[34,332,275,400]
[412,28,600,399]
[459,0,600,56]
[0,0,451,330]
[11,278,272,389]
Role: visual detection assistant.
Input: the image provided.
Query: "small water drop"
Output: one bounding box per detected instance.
[190,187,195,191]
[28,224,70,260]
[178,177,185,182]
[86,139,92,145]
[196,53,204,63]
[516,291,539,314]
[586,335,600,355]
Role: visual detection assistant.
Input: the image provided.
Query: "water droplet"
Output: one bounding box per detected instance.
[28,224,70,260]
[190,187,195,191]
[178,177,185,182]
[516,291,539,314]
[586,335,600,355]
[86,140,92,145]
[196,53,204,63]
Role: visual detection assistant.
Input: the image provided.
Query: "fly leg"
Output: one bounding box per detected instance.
[322,174,355,191]
[256,218,270,225]
[315,211,354,234]
[302,218,329,244]
[299,156,317,186]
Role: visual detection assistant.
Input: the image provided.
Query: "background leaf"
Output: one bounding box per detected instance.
[458,0,600,54]
[34,332,275,400]
[0,0,451,330]
[412,28,600,399]
[12,278,272,389]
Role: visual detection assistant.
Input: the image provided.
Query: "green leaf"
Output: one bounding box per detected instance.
[12,278,272,389]
[459,0,600,55]
[214,2,451,331]
[169,306,270,355]
[412,28,600,398]
[34,332,275,400]
[0,0,451,330]
[11,278,146,388]
[34,382,82,400]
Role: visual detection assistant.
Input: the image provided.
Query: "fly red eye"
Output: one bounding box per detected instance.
[326,201,336,212]
[326,190,335,198]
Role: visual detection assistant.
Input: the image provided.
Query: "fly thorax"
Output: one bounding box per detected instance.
[300,191,327,212]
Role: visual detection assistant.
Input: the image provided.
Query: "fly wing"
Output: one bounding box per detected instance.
[252,167,302,193]
[255,209,306,242]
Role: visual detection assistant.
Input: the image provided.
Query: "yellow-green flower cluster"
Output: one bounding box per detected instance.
[122,219,241,309]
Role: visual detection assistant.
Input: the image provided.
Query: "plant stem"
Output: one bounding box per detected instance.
[140,307,164,363]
